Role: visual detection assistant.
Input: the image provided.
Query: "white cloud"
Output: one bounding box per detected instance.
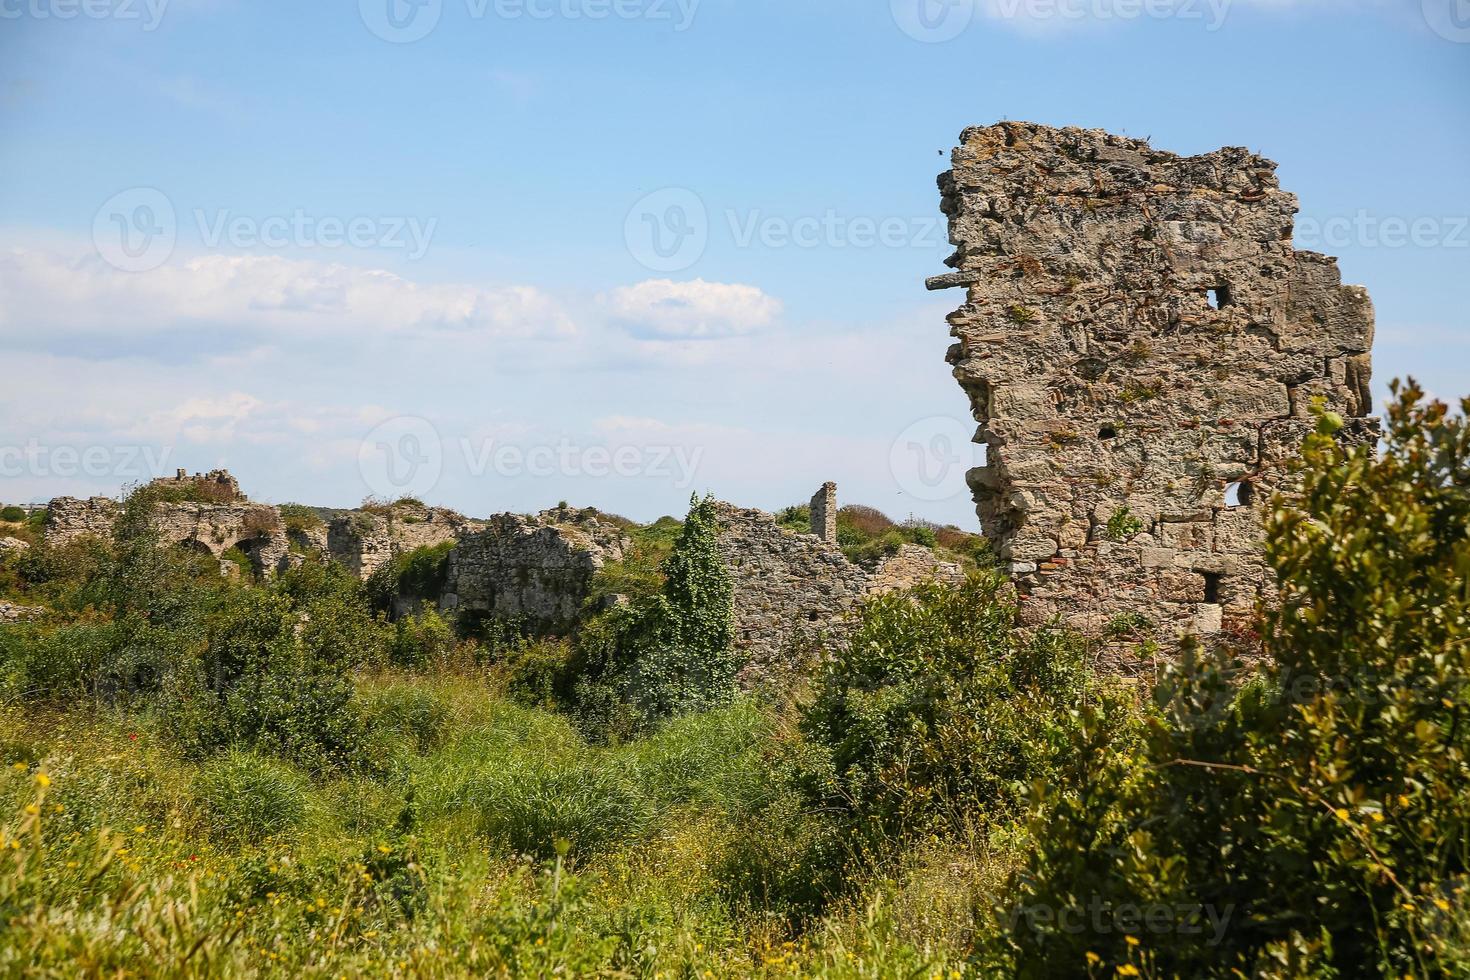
[598,278,783,339]
[0,246,577,352]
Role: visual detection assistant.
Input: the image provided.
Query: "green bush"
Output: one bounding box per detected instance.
[572,495,736,736]
[996,382,1470,978]
[799,572,1122,841]
[193,750,309,844]
[391,606,456,669]
[466,755,653,861]
[0,506,26,523]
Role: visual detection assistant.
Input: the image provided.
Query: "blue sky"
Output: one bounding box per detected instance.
[1,0,1466,525]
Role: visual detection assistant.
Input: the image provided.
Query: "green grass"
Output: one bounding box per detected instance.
[0,678,990,977]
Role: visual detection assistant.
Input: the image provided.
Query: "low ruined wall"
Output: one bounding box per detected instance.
[712,503,871,674]
[868,544,966,596]
[44,497,120,544]
[326,504,484,580]
[441,507,628,633]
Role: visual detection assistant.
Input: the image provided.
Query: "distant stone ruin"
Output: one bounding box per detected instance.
[714,485,965,675]
[441,506,630,634]
[150,468,245,502]
[929,122,1377,652]
[40,472,967,662]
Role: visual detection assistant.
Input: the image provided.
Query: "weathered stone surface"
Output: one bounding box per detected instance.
[0,601,43,623]
[441,506,628,633]
[868,544,967,595]
[0,537,30,554]
[931,122,1377,652]
[809,482,837,545]
[44,497,120,544]
[326,502,484,580]
[713,500,870,675]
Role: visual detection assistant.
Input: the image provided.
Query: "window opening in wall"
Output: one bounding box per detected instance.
[1224,481,1254,508]
[1208,283,1234,309]
[1203,572,1223,605]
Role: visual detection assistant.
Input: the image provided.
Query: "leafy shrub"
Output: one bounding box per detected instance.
[277,503,324,533]
[800,572,1122,842]
[466,755,653,860]
[391,606,456,669]
[996,382,1470,978]
[366,542,454,616]
[572,496,736,736]
[0,506,26,523]
[501,638,577,708]
[1104,505,1144,541]
[192,750,309,844]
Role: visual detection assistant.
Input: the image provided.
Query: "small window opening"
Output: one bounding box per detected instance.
[808,610,821,622]
[1207,283,1233,309]
[1203,573,1223,605]
[1224,481,1254,508]
[1098,425,1118,440]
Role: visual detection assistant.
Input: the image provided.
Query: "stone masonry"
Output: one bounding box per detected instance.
[929,122,1377,650]
[47,494,290,576]
[440,506,630,634]
[326,502,485,580]
[714,486,966,673]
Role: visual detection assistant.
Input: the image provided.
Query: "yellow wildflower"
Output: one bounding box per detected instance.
[1117,967,1140,978]
[1124,935,1140,947]
[24,805,38,815]
[34,773,50,788]
[1086,952,1102,964]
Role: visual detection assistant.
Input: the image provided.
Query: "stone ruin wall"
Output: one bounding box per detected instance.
[46,494,290,577]
[324,504,485,580]
[930,122,1377,654]
[714,488,965,676]
[440,506,630,633]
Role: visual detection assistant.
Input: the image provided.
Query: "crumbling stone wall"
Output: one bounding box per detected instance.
[43,497,120,544]
[46,494,290,576]
[929,122,1377,651]
[713,501,870,672]
[809,482,837,544]
[326,502,484,580]
[440,506,629,634]
[714,486,966,674]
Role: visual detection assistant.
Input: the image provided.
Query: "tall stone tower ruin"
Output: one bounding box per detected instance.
[929,122,1376,650]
